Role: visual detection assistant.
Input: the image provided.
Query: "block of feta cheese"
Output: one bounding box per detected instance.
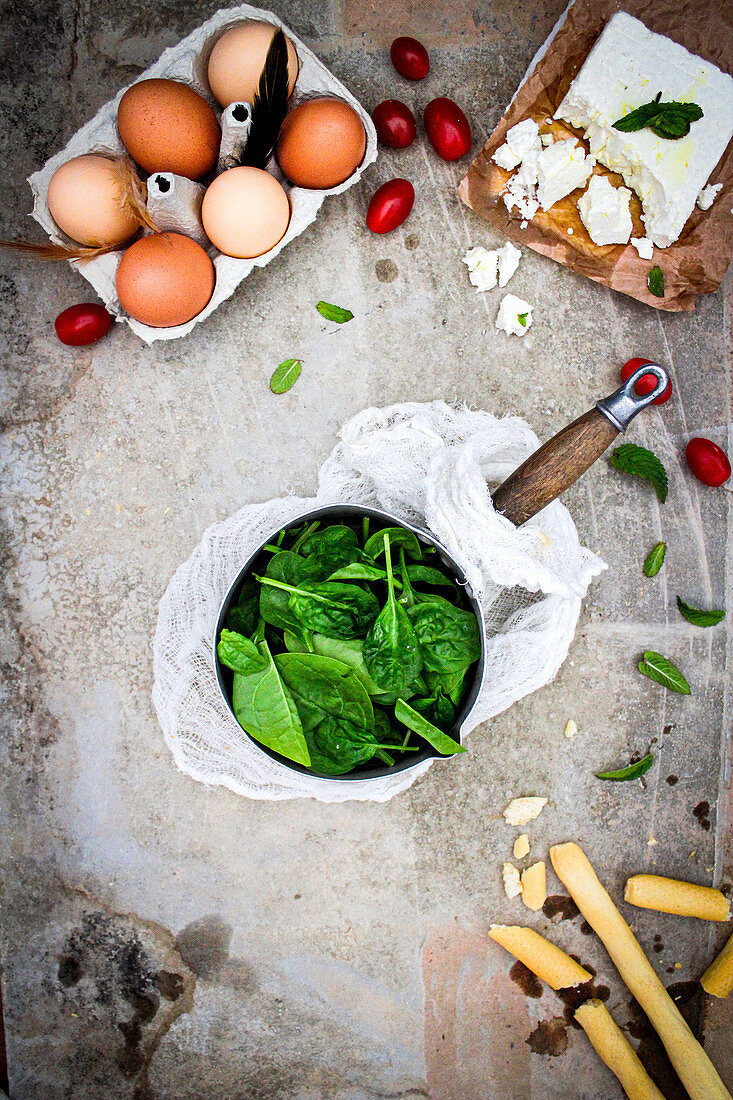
[556,12,733,247]
[496,294,533,337]
[578,174,633,246]
[536,139,595,211]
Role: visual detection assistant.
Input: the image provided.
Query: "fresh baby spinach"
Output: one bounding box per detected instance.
[363,534,423,695]
[257,576,380,638]
[394,699,465,756]
[231,640,310,767]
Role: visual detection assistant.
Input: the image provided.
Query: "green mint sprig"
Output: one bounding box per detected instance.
[610,443,668,502]
[676,597,725,628]
[596,753,654,782]
[614,93,703,140]
[638,650,690,694]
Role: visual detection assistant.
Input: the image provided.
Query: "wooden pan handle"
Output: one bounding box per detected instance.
[491,409,618,527]
[491,362,670,527]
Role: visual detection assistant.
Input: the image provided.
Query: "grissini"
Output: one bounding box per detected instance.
[489,924,592,989]
[625,874,730,921]
[550,842,731,1100]
[701,929,733,999]
[575,999,667,1100]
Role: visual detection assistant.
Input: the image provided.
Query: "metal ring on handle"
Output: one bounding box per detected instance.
[595,362,670,433]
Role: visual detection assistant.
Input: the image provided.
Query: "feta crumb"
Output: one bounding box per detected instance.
[577,174,633,246]
[502,862,523,898]
[696,182,723,210]
[492,142,521,171]
[503,795,548,826]
[463,246,498,291]
[505,118,541,161]
[536,139,595,211]
[513,834,530,859]
[497,241,522,287]
[495,294,533,338]
[563,719,578,740]
[630,236,654,259]
[567,227,573,235]
[541,133,554,147]
[520,219,528,229]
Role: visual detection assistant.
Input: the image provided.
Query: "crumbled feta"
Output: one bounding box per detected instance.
[496,294,533,337]
[463,246,498,291]
[630,236,654,259]
[513,834,530,859]
[536,139,595,210]
[697,183,723,211]
[503,795,547,826]
[563,719,578,740]
[541,133,554,147]
[505,118,542,161]
[463,242,522,292]
[578,174,633,245]
[497,241,522,287]
[502,862,523,898]
[503,186,540,222]
[556,12,733,247]
[492,143,521,171]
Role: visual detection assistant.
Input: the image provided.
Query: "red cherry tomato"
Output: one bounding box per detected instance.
[55,303,113,346]
[620,356,672,406]
[371,100,417,149]
[685,437,731,487]
[423,97,472,161]
[366,179,415,234]
[390,36,430,80]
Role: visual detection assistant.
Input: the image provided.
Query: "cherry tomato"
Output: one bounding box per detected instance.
[366,179,415,234]
[390,36,430,80]
[620,356,672,406]
[55,303,113,346]
[423,97,472,161]
[685,437,731,487]
[371,100,417,149]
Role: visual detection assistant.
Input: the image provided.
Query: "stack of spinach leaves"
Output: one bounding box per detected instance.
[216,518,482,776]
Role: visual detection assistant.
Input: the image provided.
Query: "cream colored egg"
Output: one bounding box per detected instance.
[47,155,140,247]
[202,167,290,258]
[207,20,298,108]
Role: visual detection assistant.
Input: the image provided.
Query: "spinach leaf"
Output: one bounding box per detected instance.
[299,525,359,557]
[305,715,418,774]
[409,600,481,674]
[231,640,310,766]
[226,575,260,637]
[258,551,308,635]
[217,629,268,675]
[398,547,416,608]
[426,668,468,707]
[274,653,375,733]
[364,526,423,562]
[406,564,456,589]
[257,576,380,638]
[363,534,423,695]
[290,520,320,554]
[394,699,465,755]
[326,562,387,583]
[411,689,455,728]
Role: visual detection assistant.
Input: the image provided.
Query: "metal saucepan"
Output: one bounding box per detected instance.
[214,363,669,781]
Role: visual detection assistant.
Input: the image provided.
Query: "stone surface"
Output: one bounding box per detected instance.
[0,1,731,1097]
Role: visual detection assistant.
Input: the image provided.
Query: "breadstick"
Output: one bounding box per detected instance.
[625,874,730,921]
[489,924,592,989]
[521,861,546,911]
[550,842,731,1100]
[575,1000,667,1100]
[701,929,733,999]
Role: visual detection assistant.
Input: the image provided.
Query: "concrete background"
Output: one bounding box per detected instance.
[0,0,731,1097]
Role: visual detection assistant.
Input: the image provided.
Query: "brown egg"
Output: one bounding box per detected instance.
[116,232,215,327]
[47,155,140,247]
[117,79,220,179]
[276,97,366,189]
[201,167,290,258]
[207,20,299,108]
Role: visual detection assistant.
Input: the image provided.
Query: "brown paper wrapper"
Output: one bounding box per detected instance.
[457,0,733,312]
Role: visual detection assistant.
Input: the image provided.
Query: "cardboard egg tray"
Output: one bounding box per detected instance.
[28,3,378,344]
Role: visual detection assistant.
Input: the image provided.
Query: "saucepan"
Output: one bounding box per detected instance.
[214,363,669,781]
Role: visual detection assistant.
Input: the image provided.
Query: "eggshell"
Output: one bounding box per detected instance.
[115,232,215,327]
[47,155,140,247]
[207,20,299,108]
[201,167,290,258]
[117,79,220,179]
[276,97,366,189]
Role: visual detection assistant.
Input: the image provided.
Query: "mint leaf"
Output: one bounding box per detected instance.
[614,97,703,139]
[316,301,354,324]
[270,358,301,394]
[647,266,664,297]
[596,753,654,781]
[638,650,690,694]
[643,542,666,578]
[676,597,725,628]
[610,443,668,502]
[517,313,528,327]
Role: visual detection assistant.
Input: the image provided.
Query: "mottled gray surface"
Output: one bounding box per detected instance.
[0,0,732,1097]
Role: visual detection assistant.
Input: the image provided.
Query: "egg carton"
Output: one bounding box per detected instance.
[27,4,378,344]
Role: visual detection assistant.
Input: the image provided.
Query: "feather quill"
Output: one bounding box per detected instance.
[238,27,290,170]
